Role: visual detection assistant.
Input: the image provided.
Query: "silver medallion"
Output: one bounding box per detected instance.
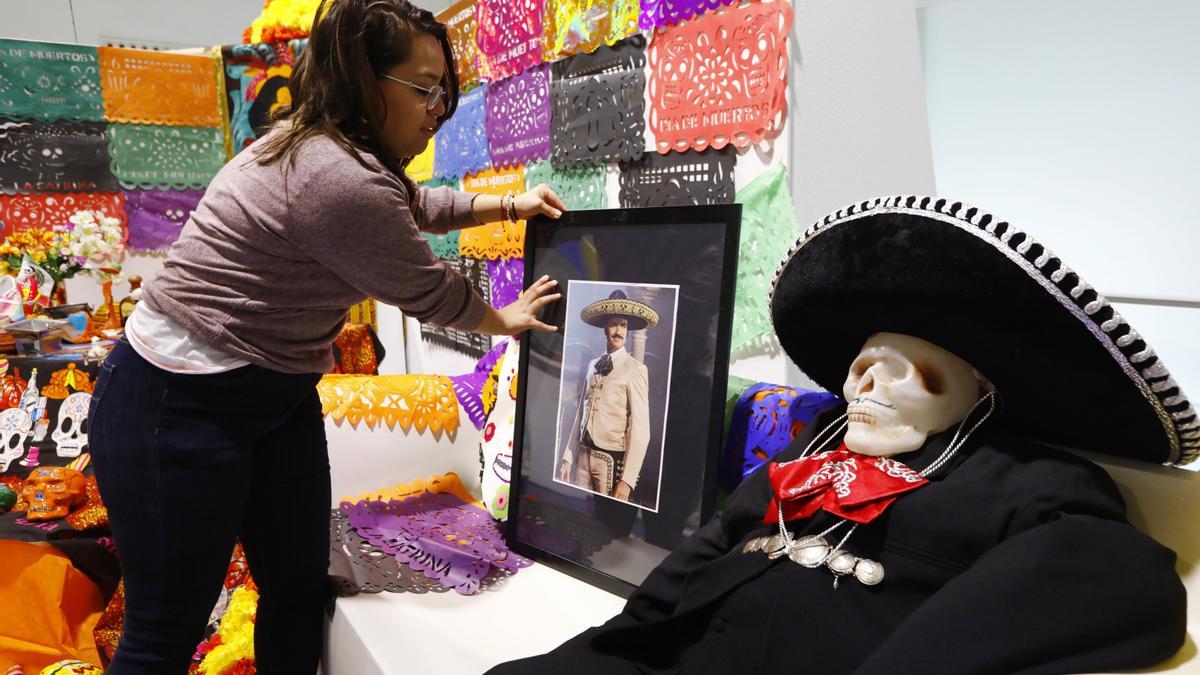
[853,558,885,586]
[742,536,768,554]
[764,534,789,559]
[827,549,858,575]
[788,536,831,568]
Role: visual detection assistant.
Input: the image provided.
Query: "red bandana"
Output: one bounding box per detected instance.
[763,444,929,525]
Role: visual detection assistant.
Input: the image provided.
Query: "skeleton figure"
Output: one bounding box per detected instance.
[22,466,87,521]
[52,392,92,458]
[0,407,32,472]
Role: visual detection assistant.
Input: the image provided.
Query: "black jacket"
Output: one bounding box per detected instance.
[491,408,1186,675]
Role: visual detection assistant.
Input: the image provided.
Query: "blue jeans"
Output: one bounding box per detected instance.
[90,341,329,674]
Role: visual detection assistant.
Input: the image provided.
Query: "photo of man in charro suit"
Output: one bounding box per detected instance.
[556,290,658,504]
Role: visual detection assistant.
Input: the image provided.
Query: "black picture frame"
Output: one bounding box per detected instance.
[507,204,741,597]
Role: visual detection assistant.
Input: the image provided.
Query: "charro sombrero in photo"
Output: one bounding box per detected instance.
[769,195,1197,466]
[580,290,660,330]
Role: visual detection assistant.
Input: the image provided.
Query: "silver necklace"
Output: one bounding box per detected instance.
[745,392,997,589]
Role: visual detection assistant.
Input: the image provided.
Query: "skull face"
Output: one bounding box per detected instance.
[0,407,31,472]
[481,342,520,520]
[52,392,92,458]
[841,333,988,457]
[21,466,87,521]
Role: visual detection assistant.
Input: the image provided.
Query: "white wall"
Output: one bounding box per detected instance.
[919,0,1200,415]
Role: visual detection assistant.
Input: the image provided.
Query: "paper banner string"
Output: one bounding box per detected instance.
[330,509,474,594]
[342,472,484,509]
[731,164,796,350]
[433,86,490,180]
[458,165,526,260]
[334,472,516,595]
[449,339,509,430]
[420,257,494,358]
[340,491,531,596]
[423,230,461,260]
[524,160,607,210]
[318,373,459,434]
[420,177,460,258]
[419,178,461,260]
[551,36,646,168]
[485,63,552,168]
[720,382,840,492]
[443,0,482,91]
[543,0,640,61]
[106,124,226,190]
[0,193,126,237]
[475,0,545,81]
[639,0,734,32]
[122,189,203,253]
[0,121,116,195]
[618,147,735,207]
[487,257,524,310]
[647,0,792,153]
[0,39,104,123]
[406,140,435,183]
[220,42,296,154]
[98,46,222,128]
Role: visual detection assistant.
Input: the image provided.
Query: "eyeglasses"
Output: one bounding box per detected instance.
[380,74,447,112]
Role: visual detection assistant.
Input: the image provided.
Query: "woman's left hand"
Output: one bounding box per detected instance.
[514,184,567,220]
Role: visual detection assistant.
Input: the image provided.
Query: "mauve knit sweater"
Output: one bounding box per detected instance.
[142,130,487,374]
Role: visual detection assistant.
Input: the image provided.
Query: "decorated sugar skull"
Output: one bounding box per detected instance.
[842,332,991,457]
[52,392,92,458]
[480,340,520,520]
[38,658,104,674]
[22,466,87,521]
[0,407,32,472]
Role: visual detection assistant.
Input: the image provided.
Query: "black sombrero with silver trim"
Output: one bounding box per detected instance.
[580,290,660,331]
[769,195,1197,466]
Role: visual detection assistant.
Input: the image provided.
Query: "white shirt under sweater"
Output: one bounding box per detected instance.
[125,302,250,374]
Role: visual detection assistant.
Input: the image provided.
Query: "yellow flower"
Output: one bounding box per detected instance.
[199,585,258,675]
[248,0,321,42]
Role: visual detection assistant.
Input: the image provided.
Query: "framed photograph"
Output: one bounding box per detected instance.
[508,204,741,596]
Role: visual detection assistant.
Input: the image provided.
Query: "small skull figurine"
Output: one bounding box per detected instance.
[22,466,87,521]
[0,407,32,472]
[52,392,92,458]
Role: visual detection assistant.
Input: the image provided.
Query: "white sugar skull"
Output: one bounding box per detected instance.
[842,333,991,457]
[52,392,92,458]
[0,408,32,472]
[480,340,520,520]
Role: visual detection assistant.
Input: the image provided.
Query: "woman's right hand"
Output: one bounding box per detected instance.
[475,275,561,336]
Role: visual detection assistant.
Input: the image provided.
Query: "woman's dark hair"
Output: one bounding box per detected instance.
[255,0,459,189]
